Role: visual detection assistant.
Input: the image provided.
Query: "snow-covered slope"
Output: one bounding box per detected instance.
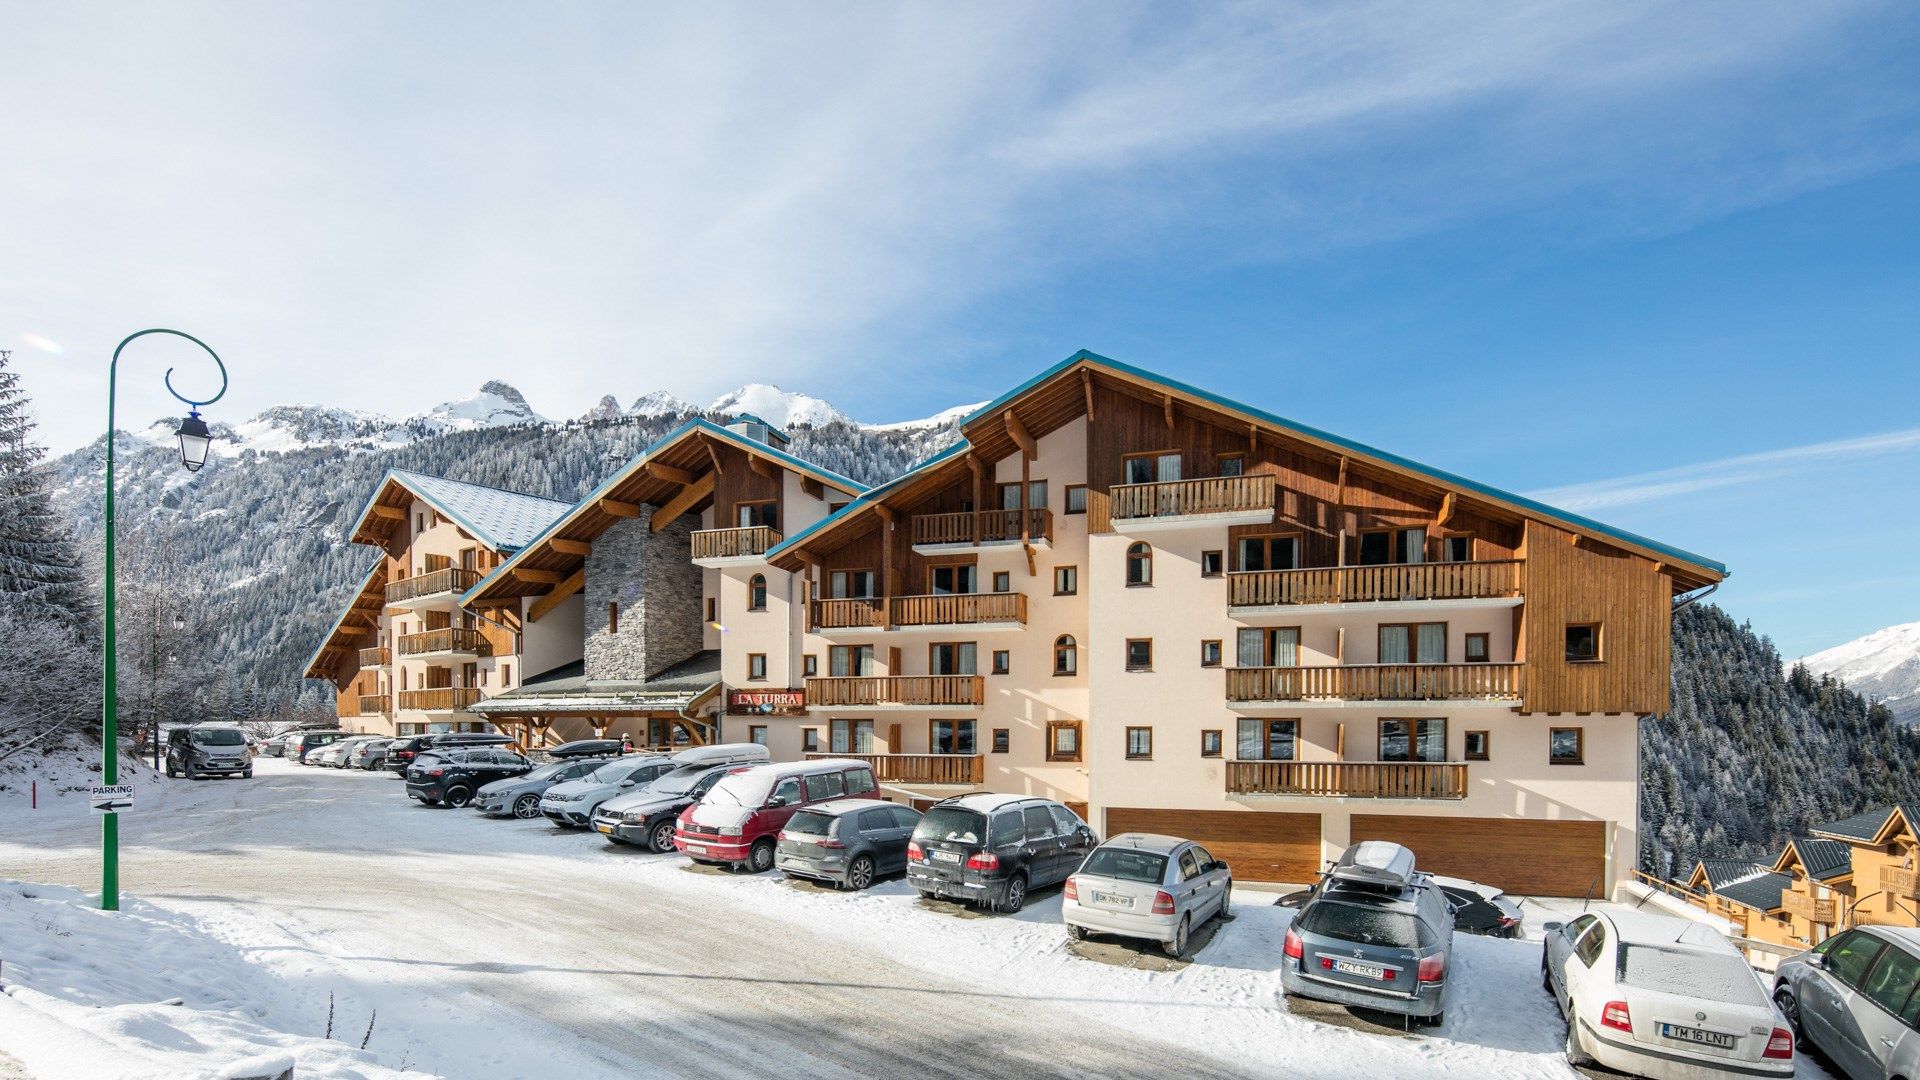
[1794,621,1920,723]
[706,383,851,429]
[134,380,548,459]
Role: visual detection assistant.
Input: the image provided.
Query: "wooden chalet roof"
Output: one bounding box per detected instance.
[302,557,389,682]
[1812,805,1920,846]
[347,470,571,554]
[1774,837,1854,882]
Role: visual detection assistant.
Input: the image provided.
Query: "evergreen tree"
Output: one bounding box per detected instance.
[0,350,94,635]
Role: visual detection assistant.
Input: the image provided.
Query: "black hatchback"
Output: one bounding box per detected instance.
[406,748,533,808]
[906,794,1096,913]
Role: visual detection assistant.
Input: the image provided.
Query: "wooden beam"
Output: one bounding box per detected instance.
[549,538,592,557]
[599,498,642,518]
[874,503,899,526]
[704,439,725,476]
[749,454,779,481]
[528,568,586,623]
[1248,421,1259,456]
[516,569,567,585]
[800,476,824,499]
[646,461,699,486]
[1335,456,1349,568]
[1163,392,1175,430]
[651,473,715,532]
[1024,542,1037,578]
[1005,412,1035,459]
[368,504,406,521]
[1081,369,1096,422]
[1436,491,1456,527]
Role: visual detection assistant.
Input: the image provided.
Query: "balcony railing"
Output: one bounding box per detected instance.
[386,567,481,605]
[691,525,780,561]
[1110,474,1274,523]
[1884,865,1920,901]
[1226,663,1524,703]
[356,694,390,716]
[1227,760,1468,800]
[812,597,884,629]
[397,627,492,657]
[804,676,985,708]
[358,646,391,667]
[910,509,1053,547]
[804,752,985,785]
[1229,560,1523,608]
[397,687,481,712]
[891,593,1026,627]
[1781,890,1837,924]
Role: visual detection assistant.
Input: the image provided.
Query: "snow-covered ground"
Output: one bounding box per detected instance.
[0,757,1832,1079]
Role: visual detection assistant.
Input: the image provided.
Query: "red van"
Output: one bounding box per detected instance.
[675,758,880,872]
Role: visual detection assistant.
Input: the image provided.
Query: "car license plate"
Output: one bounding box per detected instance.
[685,843,708,854]
[932,850,962,864]
[1090,891,1132,909]
[1659,1023,1733,1049]
[1332,958,1387,980]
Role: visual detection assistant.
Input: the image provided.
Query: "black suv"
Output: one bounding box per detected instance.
[907,794,1097,913]
[385,732,514,777]
[406,747,533,807]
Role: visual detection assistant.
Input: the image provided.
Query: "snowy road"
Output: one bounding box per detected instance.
[0,758,1819,1079]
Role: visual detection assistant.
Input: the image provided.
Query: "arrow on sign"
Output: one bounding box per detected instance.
[92,799,135,813]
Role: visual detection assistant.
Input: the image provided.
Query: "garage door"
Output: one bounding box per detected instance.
[1105,808,1321,884]
[1350,814,1607,898]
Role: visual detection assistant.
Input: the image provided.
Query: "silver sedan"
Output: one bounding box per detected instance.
[1061,833,1232,957]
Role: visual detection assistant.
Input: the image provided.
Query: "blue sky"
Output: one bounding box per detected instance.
[4,2,1917,655]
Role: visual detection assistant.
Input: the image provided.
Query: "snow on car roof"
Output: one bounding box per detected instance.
[1102,833,1189,853]
[941,793,1042,812]
[1602,908,1738,953]
[800,798,897,817]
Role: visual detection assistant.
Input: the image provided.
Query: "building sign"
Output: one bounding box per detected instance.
[728,689,806,716]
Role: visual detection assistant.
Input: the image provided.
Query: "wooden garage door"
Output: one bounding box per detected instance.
[1106,808,1321,884]
[1351,814,1607,898]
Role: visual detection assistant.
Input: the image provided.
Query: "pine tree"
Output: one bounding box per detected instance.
[0,350,94,635]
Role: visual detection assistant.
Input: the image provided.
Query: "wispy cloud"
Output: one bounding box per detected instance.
[1528,428,1920,511]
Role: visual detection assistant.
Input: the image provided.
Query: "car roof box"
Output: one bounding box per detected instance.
[670,742,772,767]
[1328,841,1418,889]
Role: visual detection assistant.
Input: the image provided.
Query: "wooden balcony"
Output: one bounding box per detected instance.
[397,687,481,712]
[804,676,985,709]
[1109,474,1275,529]
[356,694,390,716]
[1781,889,1837,924]
[910,509,1053,549]
[397,627,492,658]
[809,593,1027,630]
[1229,560,1523,610]
[1884,865,1920,901]
[1226,663,1523,705]
[804,752,984,785]
[691,525,779,564]
[812,597,884,629]
[358,647,391,668]
[386,567,481,606]
[1228,760,1468,800]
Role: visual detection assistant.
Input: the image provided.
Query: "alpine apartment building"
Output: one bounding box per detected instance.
[308,351,1726,895]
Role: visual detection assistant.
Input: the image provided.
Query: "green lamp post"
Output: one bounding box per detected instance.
[102,329,227,911]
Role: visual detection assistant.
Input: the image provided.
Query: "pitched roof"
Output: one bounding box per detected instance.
[1810,805,1920,845]
[764,440,968,562]
[1781,837,1853,881]
[468,650,723,714]
[1696,859,1772,892]
[1713,870,1792,913]
[347,469,572,553]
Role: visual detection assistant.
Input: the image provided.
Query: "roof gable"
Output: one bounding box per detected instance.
[1813,805,1902,843]
[348,469,571,553]
[1775,837,1853,881]
[302,556,388,681]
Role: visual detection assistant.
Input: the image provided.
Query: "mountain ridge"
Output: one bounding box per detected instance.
[1794,621,1920,724]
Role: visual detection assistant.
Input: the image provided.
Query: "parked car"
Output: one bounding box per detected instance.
[260,733,292,758]
[346,737,391,771]
[165,724,254,780]
[776,799,923,890]
[592,744,773,850]
[285,730,349,764]
[318,735,382,768]
[540,755,676,827]
[475,757,614,819]
[905,793,1097,914]
[385,733,511,776]
[1546,908,1793,1077]
[1774,925,1917,1080]
[1280,841,1454,1025]
[406,747,535,808]
[1062,833,1231,956]
[1431,876,1523,939]
[677,758,880,872]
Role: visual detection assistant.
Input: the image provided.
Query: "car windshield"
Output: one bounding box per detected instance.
[707,770,777,807]
[1619,946,1766,1007]
[785,810,835,836]
[1297,901,1434,950]
[1080,848,1168,884]
[914,806,985,845]
[525,762,572,781]
[645,765,711,797]
[591,760,648,783]
[191,729,246,746]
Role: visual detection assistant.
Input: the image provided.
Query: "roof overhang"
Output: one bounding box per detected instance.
[302,557,389,682]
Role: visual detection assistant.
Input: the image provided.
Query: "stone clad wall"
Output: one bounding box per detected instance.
[584,510,702,681]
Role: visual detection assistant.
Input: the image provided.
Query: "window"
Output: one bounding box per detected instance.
[992,571,1011,593]
[1819,931,1886,990]
[1444,535,1473,562]
[1237,718,1298,760]
[1125,726,1153,760]
[748,725,768,746]
[748,574,768,611]
[1054,565,1078,595]
[1566,623,1601,662]
[830,644,875,677]
[607,601,619,634]
[991,728,1010,754]
[1379,718,1446,763]
[746,654,768,681]
[931,719,976,755]
[501,664,512,687]
[991,649,1010,675]
[803,654,818,677]
[830,569,876,599]
[1217,455,1244,476]
[1201,729,1222,757]
[1858,942,1920,1018]
[1126,639,1153,672]
[1379,622,1446,664]
[804,771,844,801]
[846,770,876,795]
[1054,635,1078,676]
[1358,527,1427,566]
[997,480,1047,509]
[1047,720,1083,762]
[931,562,977,595]
[1201,640,1222,667]
[1465,633,1490,664]
[1064,484,1087,515]
[831,719,874,754]
[1237,626,1301,667]
[1574,918,1607,967]
[736,500,778,529]
[929,642,977,676]
[1465,731,1490,760]
[802,728,820,753]
[1238,534,1301,572]
[1549,727,1584,765]
[1123,452,1182,485]
[1201,550,1223,577]
[706,597,718,622]
[1126,542,1153,586]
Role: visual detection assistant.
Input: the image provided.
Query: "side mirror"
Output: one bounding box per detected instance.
[767,796,788,808]
[1805,953,1824,969]
[1543,921,1565,936]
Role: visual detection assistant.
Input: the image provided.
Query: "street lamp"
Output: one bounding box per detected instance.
[102,329,228,912]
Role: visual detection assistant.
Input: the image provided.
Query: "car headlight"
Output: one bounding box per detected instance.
[621,812,647,824]
[717,826,742,837]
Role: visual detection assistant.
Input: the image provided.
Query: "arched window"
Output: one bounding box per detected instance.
[1054,635,1078,676]
[1126,542,1153,586]
[749,574,768,611]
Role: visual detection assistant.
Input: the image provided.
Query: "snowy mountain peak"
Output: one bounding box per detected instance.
[1795,621,1920,723]
[420,382,546,430]
[707,384,851,430]
[627,390,696,418]
[581,395,623,422]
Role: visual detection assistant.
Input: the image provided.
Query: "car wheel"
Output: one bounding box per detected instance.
[1565,1021,1593,1066]
[1219,881,1233,920]
[747,839,775,873]
[846,855,875,891]
[997,874,1028,914]
[1773,988,1801,1038]
[1423,1010,1445,1028]
[242,769,253,779]
[1164,914,1190,958]
[511,794,541,819]
[916,889,939,902]
[649,820,676,853]
[1067,924,1088,942]
[444,786,473,809]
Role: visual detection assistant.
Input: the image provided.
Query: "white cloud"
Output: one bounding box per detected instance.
[1528,428,1920,511]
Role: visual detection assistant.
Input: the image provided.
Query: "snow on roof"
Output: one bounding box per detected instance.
[1695,858,1772,891]
[1712,870,1792,913]
[939,792,1041,813]
[802,798,898,817]
[1604,908,1739,953]
[388,470,571,551]
[1104,833,1191,853]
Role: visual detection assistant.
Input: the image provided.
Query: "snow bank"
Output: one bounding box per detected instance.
[0,737,164,817]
